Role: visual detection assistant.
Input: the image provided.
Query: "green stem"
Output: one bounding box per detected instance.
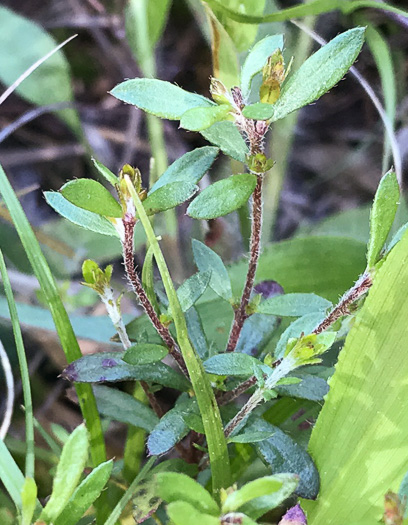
[126,177,231,497]
[123,384,147,484]
[0,252,34,479]
[104,456,156,525]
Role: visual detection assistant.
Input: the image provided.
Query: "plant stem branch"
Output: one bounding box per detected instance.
[218,376,257,406]
[312,273,372,334]
[122,216,189,378]
[127,177,231,498]
[227,175,263,352]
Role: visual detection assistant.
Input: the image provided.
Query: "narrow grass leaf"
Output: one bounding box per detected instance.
[0,439,33,512]
[187,173,257,219]
[192,239,232,301]
[241,34,284,99]
[60,179,122,218]
[150,146,219,192]
[21,477,38,525]
[110,78,214,120]
[143,181,197,215]
[201,121,249,162]
[366,169,399,268]
[54,460,113,525]
[39,425,89,523]
[204,3,240,89]
[44,192,118,236]
[257,293,332,317]
[93,385,159,432]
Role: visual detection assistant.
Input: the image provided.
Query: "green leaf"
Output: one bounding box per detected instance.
[143,181,197,215]
[54,460,113,525]
[187,173,257,219]
[142,245,160,314]
[257,293,332,317]
[147,0,171,46]
[0,6,80,132]
[180,104,231,131]
[131,476,161,524]
[147,397,197,455]
[93,385,159,432]
[204,3,240,89]
[222,475,286,513]
[241,34,284,99]
[366,169,400,268]
[21,478,37,525]
[201,121,249,162]
[62,352,190,392]
[175,271,211,313]
[185,307,209,359]
[304,229,408,522]
[156,472,220,516]
[60,179,122,218]
[166,501,219,525]
[275,372,329,402]
[0,165,106,474]
[192,239,232,301]
[243,417,319,499]
[228,431,275,444]
[275,312,326,359]
[39,425,89,523]
[110,78,214,120]
[44,192,118,237]
[235,313,279,356]
[243,27,366,122]
[240,473,299,520]
[204,353,267,377]
[92,158,118,186]
[123,343,169,366]
[156,472,219,515]
[151,147,219,192]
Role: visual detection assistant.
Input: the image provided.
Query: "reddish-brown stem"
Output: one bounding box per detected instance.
[226,175,263,352]
[122,215,189,377]
[218,376,257,406]
[312,273,372,334]
[140,381,164,417]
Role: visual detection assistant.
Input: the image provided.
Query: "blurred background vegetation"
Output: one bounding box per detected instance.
[0,0,407,504]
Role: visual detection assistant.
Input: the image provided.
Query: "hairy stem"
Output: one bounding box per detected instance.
[313,273,372,334]
[127,177,231,498]
[227,175,263,352]
[122,215,189,377]
[218,376,257,406]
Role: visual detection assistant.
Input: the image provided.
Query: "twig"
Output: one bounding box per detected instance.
[122,215,189,377]
[0,339,14,439]
[227,175,264,352]
[312,273,372,334]
[218,376,257,406]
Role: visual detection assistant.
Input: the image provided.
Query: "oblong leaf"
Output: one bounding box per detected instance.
[143,181,197,215]
[201,121,249,162]
[244,417,319,499]
[257,293,332,317]
[243,27,366,122]
[151,147,219,192]
[175,271,211,313]
[54,460,113,525]
[366,169,399,268]
[223,475,285,513]
[62,352,190,392]
[241,34,284,99]
[123,343,169,366]
[192,239,232,301]
[93,385,159,432]
[156,472,219,515]
[92,158,118,186]
[44,192,118,237]
[147,397,197,455]
[60,179,122,218]
[204,353,266,377]
[180,104,231,131]
[39,425,89,523]
[110,78,214,120]
[187,173,257,219]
